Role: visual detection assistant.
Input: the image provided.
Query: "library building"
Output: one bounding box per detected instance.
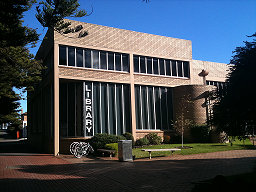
[28,20,229,155]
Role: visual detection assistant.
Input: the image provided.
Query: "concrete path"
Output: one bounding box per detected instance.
[1,130,256,192]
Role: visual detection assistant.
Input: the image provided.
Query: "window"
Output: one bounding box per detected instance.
[68,47,75,66]
[122,54,129,72]
[59,81,131,137]
[171,61,177,76]
[59,46,67,66]
[133,55,190,78]
[159,59,165,75]
[177,61,182,77]
[135,85,173,130]
[108,52,114,70]
[153,58,159,75]
[207,81,226,91]
[76,48,83,67]
[147,57,152,74]
[165,60,171,76]
[92,50,99,69]
[84,49,91,68]
[59,45,129,72]
[183,62,189,78]
[140,57,146,73]
[134,56,139,73]
[115,53,121,71]
[100,51,107,70]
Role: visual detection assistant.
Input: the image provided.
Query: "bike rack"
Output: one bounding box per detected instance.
[70,142,94,158]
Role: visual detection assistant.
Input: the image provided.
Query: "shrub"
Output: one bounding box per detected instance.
[90,133,126,150]
[135,137,150,146]
[123,132,135,147]
[105,143,118,156]
[170,134,182,144]
[105,143,118,151]
[190,124,210,143]
[145,133,162,145]
[163,135,171,144]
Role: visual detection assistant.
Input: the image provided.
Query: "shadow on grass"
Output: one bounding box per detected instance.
[234,144,256,149]
[210,144,255,150]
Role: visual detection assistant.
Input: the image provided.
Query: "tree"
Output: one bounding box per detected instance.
[0,0,42,125]
[35,0,90,37]
[0,0,88,125]
[210,33,256,140]
[173,95,193,147]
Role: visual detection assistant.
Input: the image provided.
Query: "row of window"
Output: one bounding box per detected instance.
[134,55,190,78]
[135,85,173,130]
[59,80,174,137]
[59,46,190,79]
[206,81,226,90]
[59,46,130,72]
[59,81,131,137]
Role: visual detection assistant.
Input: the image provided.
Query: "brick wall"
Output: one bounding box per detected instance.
[55,20,192,60]
[173,85,215,141]
[192,60,230,84]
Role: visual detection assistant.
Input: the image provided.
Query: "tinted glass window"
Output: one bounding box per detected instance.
[76,48,83,67]
[135,86,142,129]
[161,88,168,130]
[92,50,99,69]
[165,60,171,76]
[115,53,121,71]
[108,52,114,70]
[133,56,139,73]
[154,87,161,129]
[68,47,75,66]
[59,46,67,66]
[177,61,182,77]
[140,57,146,73]
[153,58,159,75]
[122,54,129,72]
[171,61,177,76]
[84,49,91,68]
[159,59,165,75]
[141,86,147,129]
[100,51,107,70]
[147,58,152,74]
[183,61,189,77]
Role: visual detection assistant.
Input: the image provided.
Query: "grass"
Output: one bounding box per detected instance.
[132,138,255,159]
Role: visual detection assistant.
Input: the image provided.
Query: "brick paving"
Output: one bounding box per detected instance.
[1,130,256,192]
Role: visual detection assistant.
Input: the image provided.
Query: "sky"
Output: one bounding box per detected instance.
[19,0,256,112]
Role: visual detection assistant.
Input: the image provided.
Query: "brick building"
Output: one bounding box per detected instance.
[28,20,229,155]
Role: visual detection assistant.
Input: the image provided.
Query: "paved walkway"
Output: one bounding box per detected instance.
[1,130,256,192]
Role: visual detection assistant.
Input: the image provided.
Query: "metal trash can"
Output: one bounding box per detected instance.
[118,140,133,162]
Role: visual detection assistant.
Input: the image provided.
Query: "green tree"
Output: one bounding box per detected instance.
[173,95,193,147]
[35,0,90,37]
[211,33,256,139]
[0,0,88,125]
[0,0,42,124]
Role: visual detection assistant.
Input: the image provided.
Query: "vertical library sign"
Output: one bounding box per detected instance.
[85,84,92,134]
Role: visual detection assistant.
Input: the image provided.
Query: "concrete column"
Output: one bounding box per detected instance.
[129,54,137,140]
[53,43,59,156]
[189,60,194,84]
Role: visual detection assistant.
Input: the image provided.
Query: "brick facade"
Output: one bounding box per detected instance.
[28,20,230,154]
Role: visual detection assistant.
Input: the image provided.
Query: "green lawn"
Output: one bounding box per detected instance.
[132,139,255,159]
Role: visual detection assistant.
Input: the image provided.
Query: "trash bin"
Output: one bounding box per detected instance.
[118,140,133,162]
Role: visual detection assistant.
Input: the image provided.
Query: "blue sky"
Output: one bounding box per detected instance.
[20,0,256,112]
